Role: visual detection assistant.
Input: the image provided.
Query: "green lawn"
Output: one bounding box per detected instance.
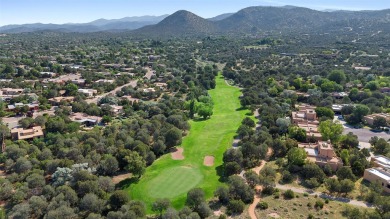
[127,75,250,211]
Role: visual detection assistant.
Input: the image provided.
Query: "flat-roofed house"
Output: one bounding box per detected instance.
[364,113,390,126]
[7,103,39,112]
[292,104,322,141]
[69,112,102,127]
[78,89,97,97]
[11,126,44,140]
[372,155,390,170]
[1,88,24,96]
[299,140,343,171]
[364,167,390,193]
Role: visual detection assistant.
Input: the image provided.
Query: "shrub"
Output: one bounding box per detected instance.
[325,199,329,204]
[303,193,309,197]
[257,201,268,210]
[315,200,324,209]
[227,200,245,215]
[283,189,295,199]
[262,186,274,195]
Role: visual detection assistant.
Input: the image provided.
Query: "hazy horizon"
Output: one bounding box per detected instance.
[0,0,389,26]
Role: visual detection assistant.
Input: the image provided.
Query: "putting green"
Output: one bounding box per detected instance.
[127,74,251,211]
[147,166,203,199]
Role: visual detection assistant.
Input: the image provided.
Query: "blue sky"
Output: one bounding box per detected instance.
[0,0,389,26]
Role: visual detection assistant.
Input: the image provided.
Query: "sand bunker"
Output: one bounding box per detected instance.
[171,147,184,160]
[203,156,215,166]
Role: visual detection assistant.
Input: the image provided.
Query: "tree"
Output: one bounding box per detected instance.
[340,132,359,149]
[336,167,356,181]
[373,117,387,129]
[80,193,105,214]
[97,156,119,176]
[46,205,77,219]
[26,173,45,189]
[65,83,78,96]
[19,117,35,129]
[197,103,213,119]
[242,117,255,128]
[228,175,254,204]
[152,198,171,216]
[325,178,341,194]
[328,70,346,84]
[287,148,307,166]
[227,200,245,215]
[124,151,146,177]
[196,202,212,218]
[29,196,48,218]
[109,190,129,210]
[214,186,229,204]
[315,107,334,120]
[318,120,343,143]
[186,188,205,209]
[276,118,291,134]
[288,126,306,142]
[340,149,350,165]
[346,105,370,125]
[339,179,355,195]
[165,127,182,148]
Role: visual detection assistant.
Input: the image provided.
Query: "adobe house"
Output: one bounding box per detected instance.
[299,140,343,171]
[364,167,390,193]
[11,126,44,141]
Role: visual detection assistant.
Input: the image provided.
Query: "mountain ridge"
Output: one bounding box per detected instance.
[1,6,389,34]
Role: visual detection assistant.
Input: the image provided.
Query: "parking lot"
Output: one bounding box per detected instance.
[336,116,390,143]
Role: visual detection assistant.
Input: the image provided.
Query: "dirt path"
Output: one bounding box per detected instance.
[248,148,273,219]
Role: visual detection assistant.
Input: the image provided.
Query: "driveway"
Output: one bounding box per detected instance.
[2,116,24,129]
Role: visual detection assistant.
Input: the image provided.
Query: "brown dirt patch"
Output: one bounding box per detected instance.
[203,156,214,166]
[112,173,132,184]
[267,213,280,218]
[171,147,184,160]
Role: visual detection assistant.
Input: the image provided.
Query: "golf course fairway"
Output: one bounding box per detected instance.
[127,75,250,210]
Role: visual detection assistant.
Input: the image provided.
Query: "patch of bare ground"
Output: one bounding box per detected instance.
[171,147,184,160]
[112,173,132,184]
[203,156,215,166]
[267,213,281,218]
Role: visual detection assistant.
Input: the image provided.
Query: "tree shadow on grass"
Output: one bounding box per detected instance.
[235,107,247,111]
[116,176,140,190]
[193,117,207,122]
[216,165,228,183]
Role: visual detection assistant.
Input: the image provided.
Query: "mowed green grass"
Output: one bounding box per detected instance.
[147,166,203,199]
[127,75,250,211]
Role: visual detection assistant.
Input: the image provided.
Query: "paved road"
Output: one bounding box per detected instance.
[86,80,138,104]
[275,184,373,208]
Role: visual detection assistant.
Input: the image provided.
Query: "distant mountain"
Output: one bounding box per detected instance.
[134,10,217,36]
[1,6,389,35]
[87,15,169,26]
[0,15,168,33]
[208,13,234,21]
